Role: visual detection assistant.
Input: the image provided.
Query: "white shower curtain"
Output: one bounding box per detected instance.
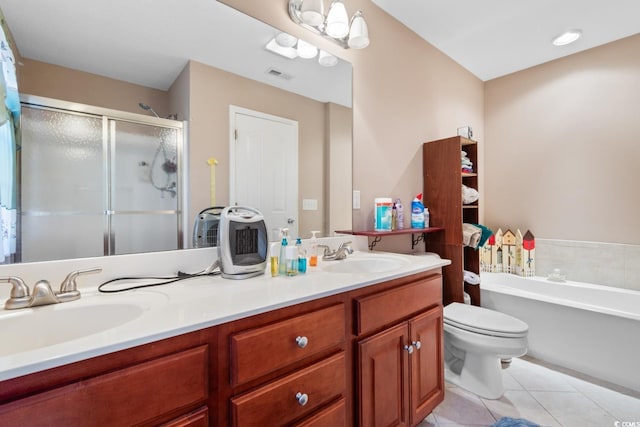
[0,119,17,263]
[0,20,18,263]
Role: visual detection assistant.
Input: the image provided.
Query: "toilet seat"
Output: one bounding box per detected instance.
[444,303,528,338]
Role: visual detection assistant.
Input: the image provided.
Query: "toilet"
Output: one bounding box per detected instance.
[443,302,529,399]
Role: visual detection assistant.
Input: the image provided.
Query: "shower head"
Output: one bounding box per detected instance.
[138,102,160,118]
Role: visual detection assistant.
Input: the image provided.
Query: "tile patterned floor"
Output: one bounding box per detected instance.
[420,357,640,427]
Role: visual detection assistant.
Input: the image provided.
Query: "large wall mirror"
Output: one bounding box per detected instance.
[0,0,352,265]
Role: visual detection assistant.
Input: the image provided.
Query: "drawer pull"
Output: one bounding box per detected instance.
[295,336,309,348]
[412,340,422,350]
[403,344,414,354]
[295,392,309,406]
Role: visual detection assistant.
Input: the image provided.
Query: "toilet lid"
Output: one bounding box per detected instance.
[444,302,528,338]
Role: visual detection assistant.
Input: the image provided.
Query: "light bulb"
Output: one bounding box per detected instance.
[297,39,318,59]
[326,1,349,39]
[348,11,369,49]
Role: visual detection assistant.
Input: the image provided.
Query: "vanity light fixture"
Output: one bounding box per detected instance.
[288,0,370,49]
[552,29,582,46]
[266,32,339,66]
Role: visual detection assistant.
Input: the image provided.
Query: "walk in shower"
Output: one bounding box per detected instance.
[18,95,184,263]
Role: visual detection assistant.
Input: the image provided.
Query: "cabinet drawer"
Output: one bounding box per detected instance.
[231,352,346,426]
[161,406,208,427]
[294,397,347,427]
[0,345,208,426]
[355,275,441,335]
[230,303,345,386]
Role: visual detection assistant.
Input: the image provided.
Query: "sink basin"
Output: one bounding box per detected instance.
[0,291,167,356]
[320,255,410,274]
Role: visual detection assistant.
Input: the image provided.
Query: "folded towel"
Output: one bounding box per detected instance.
[462,223,482,248]
[464,270,481,285]
[471,223,494,247]
[462,184,479,204]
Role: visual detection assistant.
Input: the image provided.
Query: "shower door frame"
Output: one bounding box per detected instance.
[19,94,186,260]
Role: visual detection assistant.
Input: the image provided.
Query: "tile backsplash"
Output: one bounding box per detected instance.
[535,239,640,291]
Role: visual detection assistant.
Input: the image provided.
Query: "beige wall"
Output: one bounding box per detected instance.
[220,0,485,252]
[185,60,328,237]
[485,34,640,244]
[18,58,169,116]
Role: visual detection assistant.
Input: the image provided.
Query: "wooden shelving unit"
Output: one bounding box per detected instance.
[336,227,444,251]
[422,136,481,306]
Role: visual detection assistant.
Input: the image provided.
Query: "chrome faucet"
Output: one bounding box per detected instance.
[1,267,101,310]
[318,241,354,261]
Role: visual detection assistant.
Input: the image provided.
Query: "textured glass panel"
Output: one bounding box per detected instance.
[111,213,179,255]
[112,121,178,212]
[21,107,103,213]
[21,214,104,262]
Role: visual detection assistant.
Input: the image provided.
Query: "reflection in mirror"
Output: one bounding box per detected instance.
[0,0,352,264]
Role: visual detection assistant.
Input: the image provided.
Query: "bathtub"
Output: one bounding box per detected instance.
[480,272,640,393]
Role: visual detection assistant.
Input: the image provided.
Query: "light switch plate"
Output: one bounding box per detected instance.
[353,190,361,209]
[302,199,318,211]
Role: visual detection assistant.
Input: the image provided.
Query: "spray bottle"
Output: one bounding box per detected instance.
[395,199,404,230]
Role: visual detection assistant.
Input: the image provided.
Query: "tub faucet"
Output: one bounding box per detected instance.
[1,267,102,310]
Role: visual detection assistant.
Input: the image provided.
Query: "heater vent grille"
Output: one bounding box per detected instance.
[265,67,293,80]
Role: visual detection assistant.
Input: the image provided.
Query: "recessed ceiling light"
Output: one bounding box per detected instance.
[552,30,582,46]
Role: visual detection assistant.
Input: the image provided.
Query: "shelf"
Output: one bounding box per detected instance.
[336,227,444,250]
[461,172,477,178]
[462,205,478,209]
[460,137,477,146]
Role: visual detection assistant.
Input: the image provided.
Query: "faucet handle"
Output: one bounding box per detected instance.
[60,267,102,293]
[2,276,31,310]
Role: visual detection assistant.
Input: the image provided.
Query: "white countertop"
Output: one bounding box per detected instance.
[0,242,449,382]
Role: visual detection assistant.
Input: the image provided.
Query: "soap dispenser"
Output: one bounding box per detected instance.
[278,228,289,275]
[296,237,307,274]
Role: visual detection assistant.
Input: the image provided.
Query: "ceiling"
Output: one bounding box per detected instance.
[0,0,351,106]
[372,0,640,81]
[2,0,639,94]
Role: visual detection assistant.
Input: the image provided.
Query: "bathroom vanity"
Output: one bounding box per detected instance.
[0,248,447,426]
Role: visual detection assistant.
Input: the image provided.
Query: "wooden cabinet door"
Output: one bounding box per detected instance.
[358,323,410,427]
[409,306,444,425]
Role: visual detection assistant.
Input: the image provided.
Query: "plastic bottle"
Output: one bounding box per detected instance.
[391,202,398,230]
[278,228,289,275]
[296,237,307,274]
[270,242,279,277]
[309,231,320,267]
[424,206,430,228]
[395,199,404,230]
[411,193,425,229]
[286,246,298,276]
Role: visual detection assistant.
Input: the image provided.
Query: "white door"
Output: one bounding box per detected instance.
[230,106,298,240]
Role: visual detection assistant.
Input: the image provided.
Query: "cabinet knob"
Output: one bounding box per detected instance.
[403,344,414,354]
[295,336,309,348]
[412,340,422,350]
[295,392,309,406]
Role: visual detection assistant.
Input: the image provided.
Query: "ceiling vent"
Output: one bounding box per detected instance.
[265,67,293,80]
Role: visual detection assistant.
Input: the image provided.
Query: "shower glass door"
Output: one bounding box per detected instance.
[21,107,105,262]
[19,100,183,262]
[109,120,180,255]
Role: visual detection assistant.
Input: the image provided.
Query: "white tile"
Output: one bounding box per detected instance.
[530,391,618,427]
[624,245,640,291]
[433,386,497,425]
[508,359,576,392]
[502,370,525,391]
[416,412,437,426]
[565,376,640,420]
[481,390,561,427]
